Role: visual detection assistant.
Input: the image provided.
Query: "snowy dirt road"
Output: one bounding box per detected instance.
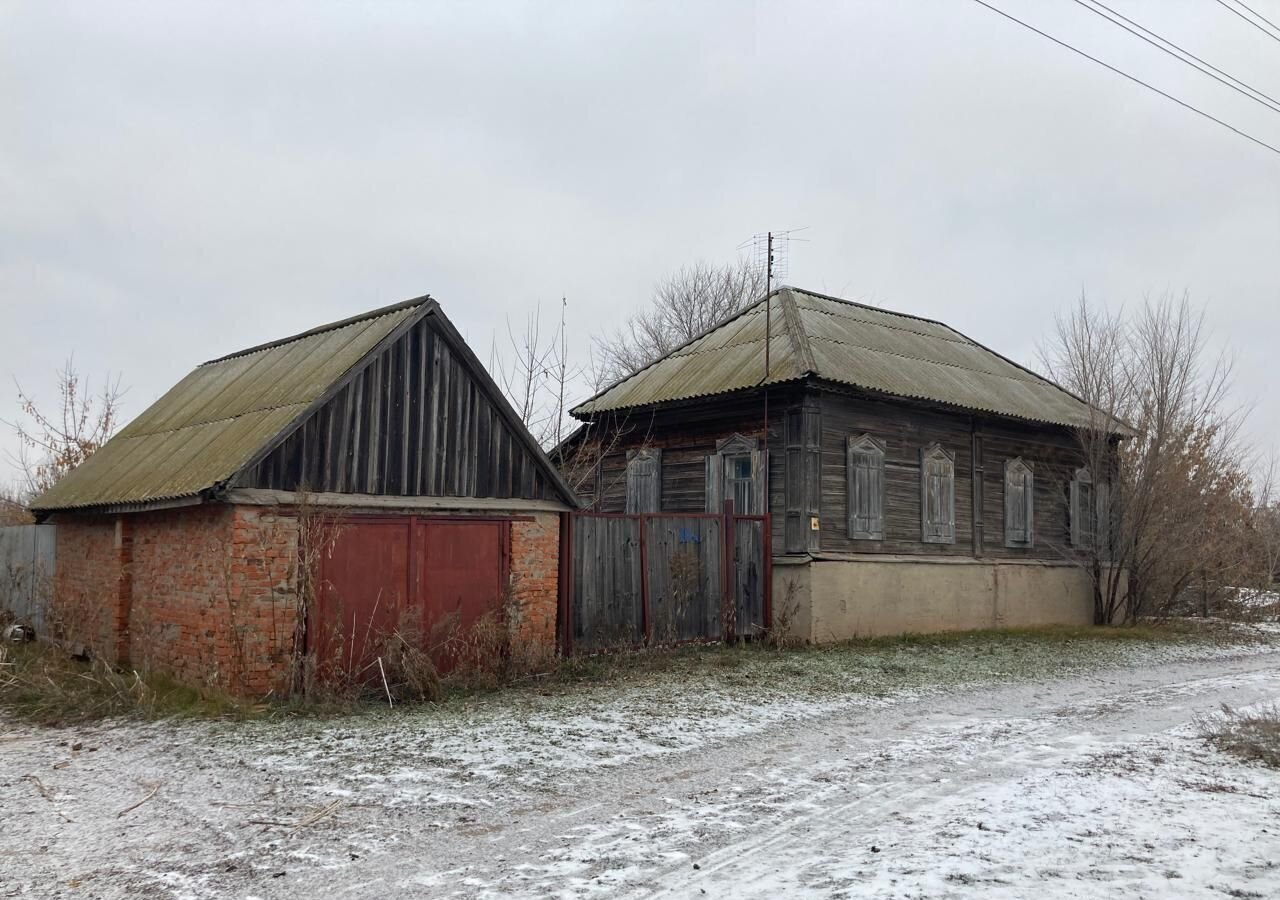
[3,639,1279,899]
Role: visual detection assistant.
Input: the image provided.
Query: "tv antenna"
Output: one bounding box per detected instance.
[740,227,808,461]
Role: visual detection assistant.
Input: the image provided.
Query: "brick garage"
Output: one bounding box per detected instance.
[34,297,578,695]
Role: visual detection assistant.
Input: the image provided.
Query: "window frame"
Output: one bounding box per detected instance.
[705,433,766,516]
[1003,457,1035,548]
[847,433,886,541]
[920,443,956,544]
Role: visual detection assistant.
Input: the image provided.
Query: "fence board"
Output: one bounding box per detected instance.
[0,524,56,634]
[570,511,768,651]
[732,518,767,638]
[572,517,642,650]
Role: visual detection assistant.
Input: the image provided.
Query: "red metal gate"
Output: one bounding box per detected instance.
[312,516,509,678]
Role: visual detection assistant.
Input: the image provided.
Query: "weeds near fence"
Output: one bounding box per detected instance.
[764,577,804,649]
[0,642,253,724]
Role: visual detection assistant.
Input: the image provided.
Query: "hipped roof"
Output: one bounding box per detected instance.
[573,287,1121,433]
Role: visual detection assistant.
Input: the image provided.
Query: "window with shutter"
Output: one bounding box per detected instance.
[625,448,662,514]
[1070,466,1099,549]
[1004,457,1034,548]
[920,443,956,544]
[847,434,886,540]
[707,434,765,515]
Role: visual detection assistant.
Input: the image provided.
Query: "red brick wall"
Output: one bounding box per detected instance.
[509,512,560,647]
[129,506,298,695]
[53,503,558,695]
[50,516,126,659]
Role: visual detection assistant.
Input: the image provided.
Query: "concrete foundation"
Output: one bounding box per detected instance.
[773,554,1104,643]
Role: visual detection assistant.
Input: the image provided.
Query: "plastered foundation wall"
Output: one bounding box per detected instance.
[773,556,1097,643]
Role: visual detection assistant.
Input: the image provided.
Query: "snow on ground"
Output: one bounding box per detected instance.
[2,630,1279,899]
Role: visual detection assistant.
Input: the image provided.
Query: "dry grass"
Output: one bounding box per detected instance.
[3,619,1265,725]
[0,642,253,724]
[1199,703,1280,769]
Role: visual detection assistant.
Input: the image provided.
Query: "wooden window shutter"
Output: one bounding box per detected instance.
[847,434,885,540]
[750,448,768,518]
[1070,467,1093,549]
[784,409,804,550]
[921,444,956,544]
[1096,480,1111,558]
[625,448,662,514]
[705,453,724,513]
[1004,457,1034,547]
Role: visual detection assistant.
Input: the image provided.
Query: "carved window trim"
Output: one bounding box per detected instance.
[1004,457,1035,548]
[847,434,886,540]
[920,443,956,544]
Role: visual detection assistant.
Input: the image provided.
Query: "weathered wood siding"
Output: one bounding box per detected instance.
[818,392,973,556]
[577,393,789,551]
[238,316,559,501]
[819,390,1087,561]
[567,382,1094,562]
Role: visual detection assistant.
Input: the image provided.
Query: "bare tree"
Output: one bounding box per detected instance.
[1251,455,1280,590]
[490,299,584,449]
[4,360,124,498]
[1041,292,1255,623]
[593,260,765,386]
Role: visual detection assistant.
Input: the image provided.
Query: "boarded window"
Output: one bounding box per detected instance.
[1070,466,1094,549]
[847,434,885,540]
[625,448,662,514]
[920,443,956,544]
[706,434,766,515]
[1071,467,1110,554]
[1004,457,1034,547]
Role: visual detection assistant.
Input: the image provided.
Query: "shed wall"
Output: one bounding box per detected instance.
[50,517,127,659]
[239,315,561,502]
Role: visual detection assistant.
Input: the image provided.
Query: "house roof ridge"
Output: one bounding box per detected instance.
[200,294,436,367]
[777,287,817,375]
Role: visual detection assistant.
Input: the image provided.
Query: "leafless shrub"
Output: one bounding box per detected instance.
[3,359,124,497]
[1040,292,1256,624]
[0,486,33,526]
[1198,703,1280,769]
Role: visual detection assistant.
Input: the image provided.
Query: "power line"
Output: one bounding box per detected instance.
[1071,0,1280,114]
[965,0,1280,157]
[1235,0,1280,33]
[1212,0,1280,45]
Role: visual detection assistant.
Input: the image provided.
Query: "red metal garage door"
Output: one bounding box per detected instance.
[415,519,506,658]
[314,516,508,679]
[313,519,411,678]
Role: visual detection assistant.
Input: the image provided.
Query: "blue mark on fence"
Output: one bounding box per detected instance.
[677,527,701,544]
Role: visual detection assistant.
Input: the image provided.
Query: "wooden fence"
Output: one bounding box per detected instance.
[0,524,56,635]
[567,504,770,652]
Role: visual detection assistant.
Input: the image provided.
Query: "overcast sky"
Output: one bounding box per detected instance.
[3,0,1278,489]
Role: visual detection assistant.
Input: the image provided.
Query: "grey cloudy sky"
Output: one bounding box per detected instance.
[3,0,1278,486]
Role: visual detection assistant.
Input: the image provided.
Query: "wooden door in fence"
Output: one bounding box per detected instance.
[569,507,769,653]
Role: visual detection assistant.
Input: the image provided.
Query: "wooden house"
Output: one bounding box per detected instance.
[32,296,577,694]
[561,287,1120,641]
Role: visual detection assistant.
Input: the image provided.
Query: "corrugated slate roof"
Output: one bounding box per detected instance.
[31,299,426,512]
[573,287,1111,431]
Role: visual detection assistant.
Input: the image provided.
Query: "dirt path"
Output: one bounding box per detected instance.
[3,646,1278,898]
